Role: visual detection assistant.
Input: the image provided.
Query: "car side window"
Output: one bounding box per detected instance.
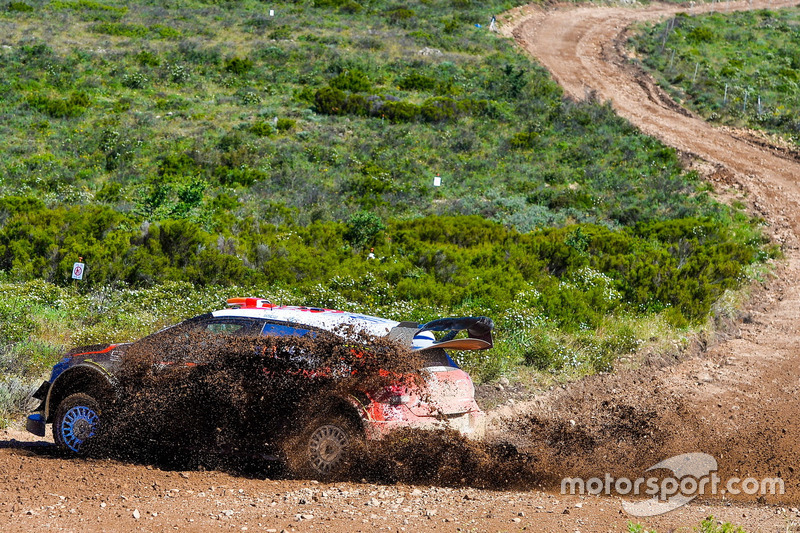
[260,323,320,368]
[204,322,246,335]
[260,323,314,337]
[144,317,265,365]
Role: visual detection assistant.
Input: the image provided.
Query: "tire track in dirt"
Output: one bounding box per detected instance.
[492,0,800,504]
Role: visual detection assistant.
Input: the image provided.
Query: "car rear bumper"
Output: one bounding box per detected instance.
[364,409,486,441]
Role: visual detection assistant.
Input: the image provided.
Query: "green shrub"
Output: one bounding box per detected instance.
[7,2,33,12]
[151,24,181,39]
[330,69,372,92]
[344,93,370,116]
[523,332,558,370]
[385,7,415,26]
[377,100,416,122]
[276,118,296,132]
[50,0,127,20]
[508,131,539,150]
[267,26,293,40]
[158,152,199,177]
[313,0,347,7]
[420,97,459,122]
[696,516,746,533]
[178,41,221,65]
[224,56,253,75]
[122,72,148,89]
[339,0,361,14]
[250,120,273,137]
[136,50,160,66]
[314,86,348,115]
[168,63,191,84]
[344,211,386,248]
[26,91,90,118]
[399,72,436,91]
[686,26,715,44]
[215,166,265,186]
[92,22,149,38]
[95,182,122,202]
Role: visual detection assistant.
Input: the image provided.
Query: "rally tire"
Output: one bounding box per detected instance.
[53,393,101,455]
[285,414,362,480]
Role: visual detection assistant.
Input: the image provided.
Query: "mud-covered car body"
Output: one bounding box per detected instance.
[27,298,491,476]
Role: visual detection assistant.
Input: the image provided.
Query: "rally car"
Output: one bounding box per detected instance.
[26,298,491,478]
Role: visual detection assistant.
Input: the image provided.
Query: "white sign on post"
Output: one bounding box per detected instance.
[72,262,85,280]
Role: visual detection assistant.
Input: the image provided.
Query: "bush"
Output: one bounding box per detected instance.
[267,26,292,40]
[215,166,265,186]
[122,72,148,89]
[26,91,90,118]
[250,120,273,137]
[339,0,361,14]
[224,56,253,75]
[136,50,160,66]
[381,100,420,122]
[420,97,459,122]
[276,118,296,132]
[508,131,539,150]
[313,0,347,7]
[151,24,181,39]
[330,69,372,92]
[686,26,715,44]
[314,86,348,115]
[399,72,436,91]
[344,211,386,248]
[92,22,149,38]
[7,2,33,12]
[385,7,415,26]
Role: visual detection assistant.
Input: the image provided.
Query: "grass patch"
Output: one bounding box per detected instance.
[631,8,800,144]
[0,0,776,413]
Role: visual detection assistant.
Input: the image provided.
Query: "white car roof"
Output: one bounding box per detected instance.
[212,306,405,339]
[210,301,494,352]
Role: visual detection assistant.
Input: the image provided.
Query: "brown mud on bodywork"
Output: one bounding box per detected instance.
[76,325,554,488]
[87,327,427,466]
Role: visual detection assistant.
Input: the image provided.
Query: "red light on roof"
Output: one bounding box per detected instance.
[226,297,275,309]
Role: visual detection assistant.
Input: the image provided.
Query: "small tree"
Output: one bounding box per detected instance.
[344,211,386,249]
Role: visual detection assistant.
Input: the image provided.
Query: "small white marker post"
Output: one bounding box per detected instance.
[433,174,441,187]
[72,257,85,280]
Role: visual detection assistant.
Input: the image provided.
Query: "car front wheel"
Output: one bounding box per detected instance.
[53,393,101,454]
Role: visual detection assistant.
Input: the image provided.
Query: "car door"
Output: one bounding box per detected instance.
[141,316,265,365]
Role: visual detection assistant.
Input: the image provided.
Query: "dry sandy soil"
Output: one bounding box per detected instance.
[4,1,800,531]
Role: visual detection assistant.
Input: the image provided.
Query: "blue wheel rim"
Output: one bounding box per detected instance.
[60,405,99,453]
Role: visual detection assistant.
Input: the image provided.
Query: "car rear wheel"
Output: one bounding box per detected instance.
[285,415,362,480]
[53,393,101,454]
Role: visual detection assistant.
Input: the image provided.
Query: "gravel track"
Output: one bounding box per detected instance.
[4,2,800,531]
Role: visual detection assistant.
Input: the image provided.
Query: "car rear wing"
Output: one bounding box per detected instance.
[387,316,494,351]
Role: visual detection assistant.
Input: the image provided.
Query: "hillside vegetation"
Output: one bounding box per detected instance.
[631,7,800,142]
[0,0,774,422]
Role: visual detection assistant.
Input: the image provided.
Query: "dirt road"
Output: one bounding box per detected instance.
[4,2,800,531]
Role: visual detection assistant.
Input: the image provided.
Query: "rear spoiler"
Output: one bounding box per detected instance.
[387,316,494,351]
